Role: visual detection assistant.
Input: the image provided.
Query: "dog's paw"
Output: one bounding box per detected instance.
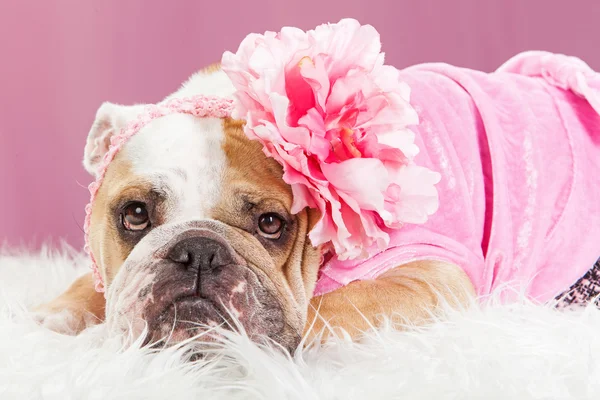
[31,303,95,335]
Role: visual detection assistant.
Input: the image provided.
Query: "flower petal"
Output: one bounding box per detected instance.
[321,158,389,211]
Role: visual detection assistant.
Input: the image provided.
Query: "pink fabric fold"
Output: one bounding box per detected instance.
[315,51,600,303]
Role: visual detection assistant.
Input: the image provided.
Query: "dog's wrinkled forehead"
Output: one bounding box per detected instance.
[124,113,227,220]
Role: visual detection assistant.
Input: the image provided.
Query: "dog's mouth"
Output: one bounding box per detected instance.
[139,263,290,348]
[142,294,229,347]
[159,295,227,325]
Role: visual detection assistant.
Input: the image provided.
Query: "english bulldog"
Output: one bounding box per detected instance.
[34,22,600,352]
[33,65,473,351]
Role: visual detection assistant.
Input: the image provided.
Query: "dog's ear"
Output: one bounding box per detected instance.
[83,102,146,177]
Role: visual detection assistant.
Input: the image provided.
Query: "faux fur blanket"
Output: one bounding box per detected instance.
[1,246,600,399]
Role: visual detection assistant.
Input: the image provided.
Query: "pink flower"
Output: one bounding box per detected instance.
[222,18,440,260]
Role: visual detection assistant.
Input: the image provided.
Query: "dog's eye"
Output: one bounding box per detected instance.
[121,202,150,231]
[257,213,284,239]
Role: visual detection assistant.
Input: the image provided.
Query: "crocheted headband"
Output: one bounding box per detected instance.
[84,96,235,293]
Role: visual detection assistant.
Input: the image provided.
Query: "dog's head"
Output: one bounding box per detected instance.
[84,69,322,352]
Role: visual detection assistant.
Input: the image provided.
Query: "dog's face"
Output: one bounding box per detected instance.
[84,90,322,351]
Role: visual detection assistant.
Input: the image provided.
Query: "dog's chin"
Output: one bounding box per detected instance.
[133,265,301,352]
[142,296,228,347]
[142,294,301,353]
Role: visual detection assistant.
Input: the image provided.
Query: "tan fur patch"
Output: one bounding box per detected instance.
[213,118,322,319]
[33,272,106,333]
[201,62,222,75]
[89,152,152,284]
[305,259,475,341]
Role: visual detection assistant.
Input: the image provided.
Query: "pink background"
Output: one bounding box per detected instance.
[1,0,599,249]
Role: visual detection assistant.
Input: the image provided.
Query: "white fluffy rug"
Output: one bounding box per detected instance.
[2,246,600,399]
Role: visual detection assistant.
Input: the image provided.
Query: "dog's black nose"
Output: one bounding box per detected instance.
[166,237,234,273]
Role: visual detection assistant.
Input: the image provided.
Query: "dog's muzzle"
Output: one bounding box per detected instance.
[105,222,299,352]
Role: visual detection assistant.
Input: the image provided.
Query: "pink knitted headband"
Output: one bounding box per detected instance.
[84,95,234,293]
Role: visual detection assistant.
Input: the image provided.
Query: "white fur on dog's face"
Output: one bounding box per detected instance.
[85,68,322,351]
[126,114,227,222]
